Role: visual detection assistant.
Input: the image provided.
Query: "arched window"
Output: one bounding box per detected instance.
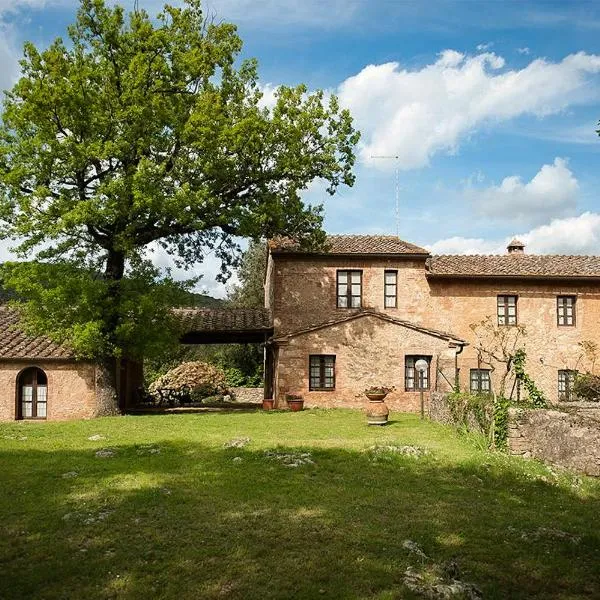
[17,367,48,420]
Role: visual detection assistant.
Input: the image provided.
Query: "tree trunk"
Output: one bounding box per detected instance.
[95,249,127,416]
[95,357,121,416]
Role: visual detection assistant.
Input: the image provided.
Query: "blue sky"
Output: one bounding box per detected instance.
[1,0,600,295]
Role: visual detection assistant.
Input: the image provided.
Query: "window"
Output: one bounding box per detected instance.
[497,295,517,326]
[17,367,48,420]
[309,355,335,391]
[405,356,430,391]
[470,369,491,394]
[384,270,397,308]
[557,296,576,326]
[337,270,362,308]
[558,370,577,401]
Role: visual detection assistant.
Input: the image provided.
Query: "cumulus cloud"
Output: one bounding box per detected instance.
[465,158,579,225]
[429,212,600,256]
[337,50,600,170]
[0,23,21,94]
[517,47,531,55]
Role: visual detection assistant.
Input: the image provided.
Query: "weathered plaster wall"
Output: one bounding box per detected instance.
[0,361,97,421]
[274,314,457,410]
[508,407,600,476]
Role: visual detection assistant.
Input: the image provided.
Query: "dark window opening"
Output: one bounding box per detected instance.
[309,355,336,391]
[470,369,491,394]
[558,369,577,401]
[17,367,48,420]
[557,296,576,326]
[405,356,431,391]
[384,270,397,308]
[497,295,518,326]
[337,270,362,308]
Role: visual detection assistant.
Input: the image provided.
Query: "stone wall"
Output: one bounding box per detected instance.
[230,387,263,403]
[508,406,600,476]
[274,314,457,410]
[0,360,98,421]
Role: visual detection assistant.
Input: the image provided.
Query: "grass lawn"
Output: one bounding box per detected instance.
[1,409,599,600]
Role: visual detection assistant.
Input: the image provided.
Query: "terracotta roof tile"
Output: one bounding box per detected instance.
[270,235,429,256]
[0,307,74,359]
[176,308,273,333]
[428,254,600,279]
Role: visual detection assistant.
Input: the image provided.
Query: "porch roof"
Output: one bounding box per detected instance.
[176,308,273,344]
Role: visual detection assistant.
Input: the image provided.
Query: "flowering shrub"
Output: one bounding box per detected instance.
[149,361,227,398]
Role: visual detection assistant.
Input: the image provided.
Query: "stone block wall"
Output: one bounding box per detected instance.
[230,387,263,403]
[0,360,98,421]
[274,314,457,410]
[508,406,600,476]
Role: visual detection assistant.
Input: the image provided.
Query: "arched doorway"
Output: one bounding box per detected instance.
[17,367,48,420]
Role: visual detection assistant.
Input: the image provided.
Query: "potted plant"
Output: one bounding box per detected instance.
[364,386,395,425]
[262,398,275,410]
[285,393,304,412]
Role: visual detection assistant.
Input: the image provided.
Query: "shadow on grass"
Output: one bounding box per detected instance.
[1,441,599,600]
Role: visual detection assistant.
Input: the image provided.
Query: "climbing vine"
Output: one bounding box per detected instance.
[513,349,547,408]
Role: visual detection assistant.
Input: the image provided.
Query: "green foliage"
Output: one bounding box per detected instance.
[446,392,494,435]
[493,396,511,451]
[227,240,268,308]
[0,0,358,367]
[1,260,188,360]
[445,392,512,450]
[573,372,600,402]
[513,349,547,408]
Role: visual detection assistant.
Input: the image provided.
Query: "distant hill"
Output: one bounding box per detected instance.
[180,292,226,308]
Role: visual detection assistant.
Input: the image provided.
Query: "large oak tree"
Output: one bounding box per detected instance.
[0,0,359,409]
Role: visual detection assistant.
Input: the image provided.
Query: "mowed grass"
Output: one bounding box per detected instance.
[1,409,599,600]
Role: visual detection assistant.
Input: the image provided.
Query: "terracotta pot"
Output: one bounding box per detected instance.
[262,399,274,411]
[365,392,388,402]
[287,399,304,412]
[365,398,389,425]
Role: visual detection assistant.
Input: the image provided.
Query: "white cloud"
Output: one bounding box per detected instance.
[0,23,21,94]
[520,212,600,254]
[429,212,600,256]
[465,158,579,225]
[476,42,493,51]
[337,51,600,170]
[428,236,501,255]
[517,47,531,55]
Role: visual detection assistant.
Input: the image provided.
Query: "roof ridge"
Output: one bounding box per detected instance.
[273,309,466,344]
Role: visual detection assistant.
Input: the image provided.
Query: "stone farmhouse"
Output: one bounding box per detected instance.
[264,235,600,410]
[2,233,600,420]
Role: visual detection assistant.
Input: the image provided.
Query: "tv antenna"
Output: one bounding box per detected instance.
[370,155,401,237]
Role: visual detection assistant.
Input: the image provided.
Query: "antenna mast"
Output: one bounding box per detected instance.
[370,155,400,237]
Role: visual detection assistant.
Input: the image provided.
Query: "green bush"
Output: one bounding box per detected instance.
[572,373,600,402]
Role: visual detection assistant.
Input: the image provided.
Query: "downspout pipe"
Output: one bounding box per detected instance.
[454,343,465,393]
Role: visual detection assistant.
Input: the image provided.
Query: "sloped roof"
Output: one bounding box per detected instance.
[272,309,466,345]
[270,235,429,256]
[175,308,273,333]
[0,307,74,359]
[427,255,600,279]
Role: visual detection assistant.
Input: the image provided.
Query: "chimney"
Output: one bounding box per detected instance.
[507,238,525,255]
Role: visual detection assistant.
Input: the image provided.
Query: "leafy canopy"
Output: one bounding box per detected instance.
[0,0,359,360]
